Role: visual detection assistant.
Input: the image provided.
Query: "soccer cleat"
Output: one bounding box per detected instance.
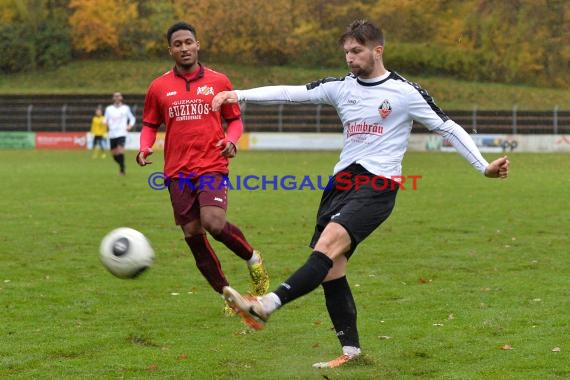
[248,250,269,296]
[222,286,268,330]
[312,352,361,369]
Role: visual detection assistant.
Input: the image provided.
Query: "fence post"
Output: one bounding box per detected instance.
[553,105,559,135]
[316,104,322,133]
[240,103,247,124]
[512,105,518,134]
[27,104,33,132]
[132,105,138,130]
[277,104,283,132]
[61,104,67,132]
[472,105,478,133]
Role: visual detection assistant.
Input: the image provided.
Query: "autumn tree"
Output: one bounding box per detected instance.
[1,0,567,86]
[69,0,137,56]
[167,0,296,65]
[0,0,71,73]
[463,0,569,86]
[136,2,178,56]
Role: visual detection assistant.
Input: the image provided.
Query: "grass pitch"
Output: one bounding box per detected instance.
[0,149,569,379]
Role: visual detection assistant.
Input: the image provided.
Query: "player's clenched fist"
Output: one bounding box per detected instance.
[484,155,509,179]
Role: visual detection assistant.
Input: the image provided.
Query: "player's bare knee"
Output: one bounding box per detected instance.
[315,225,351,259]
[202,217,226,238]
[181,222,203,237]
[200,206,227,236]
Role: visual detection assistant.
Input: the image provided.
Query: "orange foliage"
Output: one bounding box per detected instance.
[69,0,137,53]
[1,0,566,86]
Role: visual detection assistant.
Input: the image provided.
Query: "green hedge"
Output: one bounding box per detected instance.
[385,43,483,81]
[0,20,71,74]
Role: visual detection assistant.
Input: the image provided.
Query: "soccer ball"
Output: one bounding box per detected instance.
[99,227,155,279]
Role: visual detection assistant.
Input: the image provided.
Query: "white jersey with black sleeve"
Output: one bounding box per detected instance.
[235,71,489,177]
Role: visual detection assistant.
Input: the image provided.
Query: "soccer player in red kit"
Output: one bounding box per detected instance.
[136,22,269,310]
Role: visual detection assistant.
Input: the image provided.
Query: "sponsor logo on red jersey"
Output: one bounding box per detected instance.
[197,85,214,96]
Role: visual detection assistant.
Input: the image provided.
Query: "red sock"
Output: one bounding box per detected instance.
[211,222,253,261]
[185,234,228,294]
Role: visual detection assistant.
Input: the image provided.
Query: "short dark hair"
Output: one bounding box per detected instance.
[338,20,384,47]
[166,22,197,45]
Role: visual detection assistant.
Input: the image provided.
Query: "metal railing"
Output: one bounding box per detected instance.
[0,95,568,134]
[240,104,569,134]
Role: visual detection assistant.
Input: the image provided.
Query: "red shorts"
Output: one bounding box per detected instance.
[167,173,228,226]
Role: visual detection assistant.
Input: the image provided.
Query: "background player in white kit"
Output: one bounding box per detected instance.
[212,20,509,368]
[104,92,136,175]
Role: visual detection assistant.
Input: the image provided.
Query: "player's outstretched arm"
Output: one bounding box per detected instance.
[484,155,509,178]
[212,91,238,112]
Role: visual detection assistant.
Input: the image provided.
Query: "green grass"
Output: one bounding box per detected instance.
[0,59,569,110]
[1,150,569,379]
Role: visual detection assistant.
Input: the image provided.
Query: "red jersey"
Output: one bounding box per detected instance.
[142,64,241,178]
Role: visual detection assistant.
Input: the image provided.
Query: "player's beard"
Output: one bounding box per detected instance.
[349,55,375,78]
[179,62,195,71]
[177,53,198,72]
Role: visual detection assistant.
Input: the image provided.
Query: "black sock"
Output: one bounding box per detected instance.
[322,276,359,348]
[117,153,125,172]
[273,251,332,305]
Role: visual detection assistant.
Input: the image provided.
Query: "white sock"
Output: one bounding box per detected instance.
[342,346,361,358]
[261,292,281,314]
[247,251,260,266]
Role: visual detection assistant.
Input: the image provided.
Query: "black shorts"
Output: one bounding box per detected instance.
[309,163,399,257]
[93,136,105,147]
[109,136,126,150]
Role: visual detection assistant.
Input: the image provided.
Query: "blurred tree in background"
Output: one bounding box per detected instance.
[68,0,138,57]
[0,0,567,87]
[0,0,71,73]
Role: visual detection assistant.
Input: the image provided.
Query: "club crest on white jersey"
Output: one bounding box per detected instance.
[378,99,392,119]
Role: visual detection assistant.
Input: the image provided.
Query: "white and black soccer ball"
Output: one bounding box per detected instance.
[99,227,155,279]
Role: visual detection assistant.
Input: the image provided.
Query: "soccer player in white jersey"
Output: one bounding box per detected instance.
[104,92,136,175]
[212,19,509,368]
